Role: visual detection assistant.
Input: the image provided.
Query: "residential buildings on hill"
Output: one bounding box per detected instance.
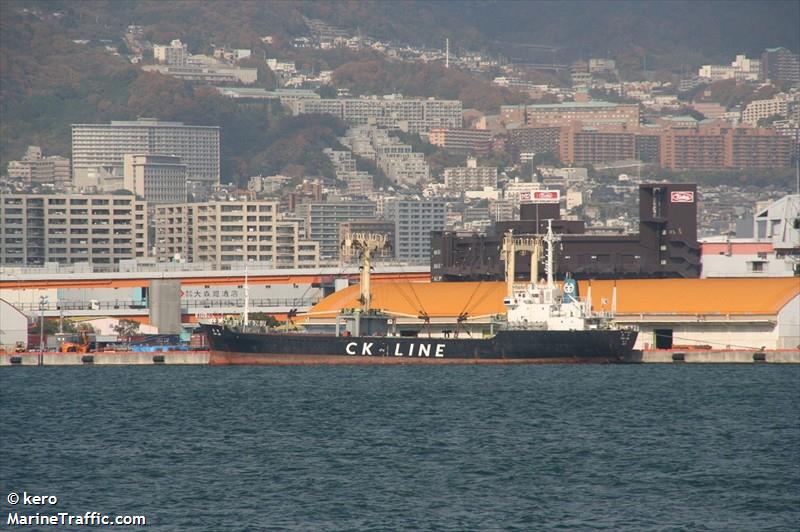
[6,146,70,184]
[292,96,462,133]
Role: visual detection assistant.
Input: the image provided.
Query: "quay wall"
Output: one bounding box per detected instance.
[1,351,210,366]
[634,349,800,364]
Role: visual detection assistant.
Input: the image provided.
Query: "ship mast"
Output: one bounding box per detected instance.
[503,230,515,298]
[243,262,249,326]
[544,219,559,289]
[343,232,388,312]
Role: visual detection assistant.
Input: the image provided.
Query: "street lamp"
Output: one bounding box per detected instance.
[39,294,48,365]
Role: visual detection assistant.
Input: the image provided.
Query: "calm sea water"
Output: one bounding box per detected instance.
[1,365,798,531]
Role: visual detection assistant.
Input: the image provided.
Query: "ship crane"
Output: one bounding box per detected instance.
[501,230,543,298]
[341,232,389,313]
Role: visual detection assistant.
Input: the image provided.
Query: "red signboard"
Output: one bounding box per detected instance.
[521,190,560,203]
[670,191,694,203]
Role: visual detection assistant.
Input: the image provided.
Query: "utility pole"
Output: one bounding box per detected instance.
[445,38,449,69]
[39,295,48,366]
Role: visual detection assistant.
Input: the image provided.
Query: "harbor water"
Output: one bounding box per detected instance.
[1,365,798,530]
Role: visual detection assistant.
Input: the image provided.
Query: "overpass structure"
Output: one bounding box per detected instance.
[0,264,431,324]
[0,264,430,290]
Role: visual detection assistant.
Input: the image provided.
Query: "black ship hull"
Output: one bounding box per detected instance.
[202,325,638,365]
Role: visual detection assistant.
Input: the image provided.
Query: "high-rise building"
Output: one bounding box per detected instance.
[508,126,562,159]
[1,193,147,266]
[303,201,377,260]
[660,124,792,170]
[153,200,319,269]
[559,126,636,165]
[761,47,800,86]
[724,127,794,169]
[123,154,187,204]
[71,118,220,191]
[6,146,70,184]
[383,199,446,262]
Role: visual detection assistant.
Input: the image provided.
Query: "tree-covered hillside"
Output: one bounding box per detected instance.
[1,0,797,180]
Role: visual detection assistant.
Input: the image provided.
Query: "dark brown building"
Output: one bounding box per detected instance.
[508,126,562,160]
[431,183,700,281]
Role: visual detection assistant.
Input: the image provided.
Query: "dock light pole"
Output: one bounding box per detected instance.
[39,295,48,366]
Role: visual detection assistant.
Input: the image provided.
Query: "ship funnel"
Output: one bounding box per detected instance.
[562,276,579,303]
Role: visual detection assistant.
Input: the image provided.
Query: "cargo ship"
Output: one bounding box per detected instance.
[202,223,638,365]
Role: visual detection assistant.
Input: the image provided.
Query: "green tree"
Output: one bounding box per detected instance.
[113,319,140,340]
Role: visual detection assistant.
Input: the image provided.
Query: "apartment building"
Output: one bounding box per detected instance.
[660,126,727,171]
[141,65,258,85]
[501,101,640,130]
[292,97,462,133]
[443,158,498,192]
[741,94,792,126]
[559,126,636,165]
[6,146,70,184]
[761,47,800,85]
[508,126,562,158]
[660,125,792,170]
[1,193,147,266]
[724,128,793,169]
[153,200,319,268]
[71,118,220,190]
[428,128,492,154]
[383,199,446,262]
[123,154,187,204]
[303,201,377,260]
[379,152,429,186]
[153,39,188,65]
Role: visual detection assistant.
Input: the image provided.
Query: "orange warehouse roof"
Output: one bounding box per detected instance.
[308,278,799,318]
[309,281,507,318]
[577,277,799,315]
